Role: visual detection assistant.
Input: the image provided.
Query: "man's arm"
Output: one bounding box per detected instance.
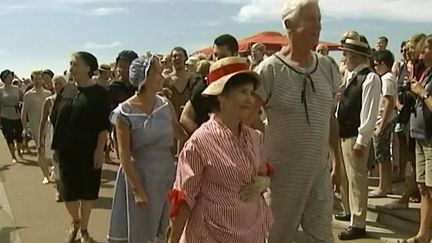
[179,101,198,135]
[357,74,381,147]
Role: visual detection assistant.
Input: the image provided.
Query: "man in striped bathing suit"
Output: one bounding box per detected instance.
[252,0,342,242]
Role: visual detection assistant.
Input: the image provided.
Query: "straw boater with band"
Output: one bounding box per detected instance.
[166,56,272,243]
[252,0,342,242]
[336,37,381,240]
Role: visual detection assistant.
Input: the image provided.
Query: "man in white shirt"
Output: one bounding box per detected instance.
[337,37,381,240]
[369,50,397,198]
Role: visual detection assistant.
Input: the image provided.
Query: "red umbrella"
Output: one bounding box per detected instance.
[194,31,340,56]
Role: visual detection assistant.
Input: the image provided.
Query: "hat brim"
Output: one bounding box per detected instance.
[202,70,259,96]
[338,47,371,57]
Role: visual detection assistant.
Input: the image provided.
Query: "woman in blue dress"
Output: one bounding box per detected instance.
[108,55,187,243]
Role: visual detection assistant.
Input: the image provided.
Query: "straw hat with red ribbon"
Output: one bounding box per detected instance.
[202,57,259,96]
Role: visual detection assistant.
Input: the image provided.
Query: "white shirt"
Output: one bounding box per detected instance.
[344,63,381,146]
[376,72,397,127]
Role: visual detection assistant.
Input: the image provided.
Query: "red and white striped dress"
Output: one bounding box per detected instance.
[173,114,272,243]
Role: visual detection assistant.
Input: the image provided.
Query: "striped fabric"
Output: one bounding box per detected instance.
[173,114,272,243]
[255,53,339,243]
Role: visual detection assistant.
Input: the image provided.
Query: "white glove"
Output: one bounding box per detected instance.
[239,176,270,203]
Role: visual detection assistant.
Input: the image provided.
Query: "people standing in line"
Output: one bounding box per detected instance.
[167,57,272,243]
[0,69,24,163]
[368,50,397,198]
[384,38,421,209]
[108,55,187,243]
[251,0,342,241]
[21,70,52,183]
[402,34,432,243]
[51,52,111,243]
[336,37,381,240]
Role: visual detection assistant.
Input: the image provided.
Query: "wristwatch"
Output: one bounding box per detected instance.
[422,93,430,100]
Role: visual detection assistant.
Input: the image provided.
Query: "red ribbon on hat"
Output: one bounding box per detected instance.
[206,63,250,85]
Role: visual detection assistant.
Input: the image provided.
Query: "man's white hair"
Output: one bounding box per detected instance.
[281,0,319,29]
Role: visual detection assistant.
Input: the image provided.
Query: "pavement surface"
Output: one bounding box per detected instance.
[0,139,412,243]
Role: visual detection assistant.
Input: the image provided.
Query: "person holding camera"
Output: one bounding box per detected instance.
[403,34,432,243]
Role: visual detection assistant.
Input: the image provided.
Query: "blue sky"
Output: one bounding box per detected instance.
[0,0,431,78]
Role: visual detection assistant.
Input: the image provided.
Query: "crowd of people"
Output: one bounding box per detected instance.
[1,0,432,242]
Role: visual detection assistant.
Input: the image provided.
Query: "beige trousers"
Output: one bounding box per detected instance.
[339,137,370,228]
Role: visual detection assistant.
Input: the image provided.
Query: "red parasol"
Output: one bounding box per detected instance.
[194,31,340,56]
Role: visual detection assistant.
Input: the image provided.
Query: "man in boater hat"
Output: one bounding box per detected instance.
[336,36,381,240]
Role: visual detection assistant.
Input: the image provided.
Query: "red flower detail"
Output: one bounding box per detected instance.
[167,189,186,218]
[265,163,274,177]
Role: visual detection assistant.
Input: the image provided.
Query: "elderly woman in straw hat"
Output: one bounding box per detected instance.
[108,55,187,243]
[166,56,272,243]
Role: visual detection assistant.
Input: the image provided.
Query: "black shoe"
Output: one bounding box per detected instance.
[334,213,351,221]
[338,226,366,240]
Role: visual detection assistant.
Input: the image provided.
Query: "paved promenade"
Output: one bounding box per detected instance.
[0,139,410,243]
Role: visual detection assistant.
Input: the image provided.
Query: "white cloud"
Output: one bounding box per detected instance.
[233,0,432,23]
[83,41,123,50]
[87,7,129,16]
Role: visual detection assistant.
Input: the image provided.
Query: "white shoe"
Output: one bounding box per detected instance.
[42,177,50,185]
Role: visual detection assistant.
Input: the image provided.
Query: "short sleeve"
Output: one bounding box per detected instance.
[94,87,111,132]
[255,60,275,105]
[110,104,131,128]
[173,140,205,209]
[382,75,396,97]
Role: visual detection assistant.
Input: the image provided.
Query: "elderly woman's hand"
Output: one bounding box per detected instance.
[239,176,270,203]
[410,80,428,97]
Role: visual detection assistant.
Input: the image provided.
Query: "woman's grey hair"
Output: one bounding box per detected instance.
[281,0,319,30]
[52,74,67,84]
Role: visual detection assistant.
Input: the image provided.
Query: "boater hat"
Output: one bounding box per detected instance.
[339,38,372,57]
[202,57,259,96]
[98,64,111,72]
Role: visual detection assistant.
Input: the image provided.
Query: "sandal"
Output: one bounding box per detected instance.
[368,189,389,198]
[80,230,93,243]
[66,221,80,243]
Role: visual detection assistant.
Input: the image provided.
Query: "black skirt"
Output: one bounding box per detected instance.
[58,150,102,202]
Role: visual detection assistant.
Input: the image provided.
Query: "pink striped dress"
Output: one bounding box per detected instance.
[173,114,272,243]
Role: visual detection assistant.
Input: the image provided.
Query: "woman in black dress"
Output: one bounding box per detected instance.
[51,51,111,243]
